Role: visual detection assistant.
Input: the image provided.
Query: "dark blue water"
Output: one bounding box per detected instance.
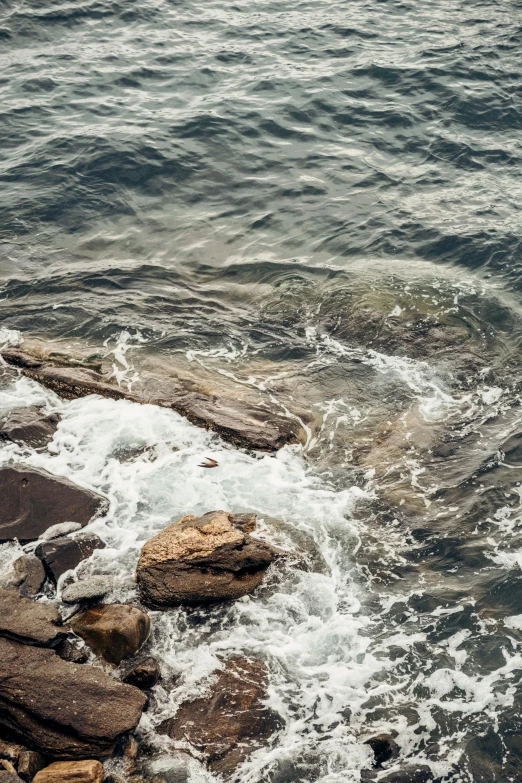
[2,2,522,781]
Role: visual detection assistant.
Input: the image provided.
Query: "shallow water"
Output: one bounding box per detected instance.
[2,0,522,780]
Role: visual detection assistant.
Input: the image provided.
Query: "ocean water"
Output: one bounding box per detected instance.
[1,1,522,781]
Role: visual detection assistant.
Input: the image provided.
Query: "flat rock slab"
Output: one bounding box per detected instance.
[136,510,280,607]
[1,348,304,452]
[35,534,106,584]
[0,638,146,758]
[33,761,103,783]
[71,604,150,666]
[159,656,280,773]
[0,588,65,647]
[0,466,109,544]
[61,576,113,604]
[0,407,60,450]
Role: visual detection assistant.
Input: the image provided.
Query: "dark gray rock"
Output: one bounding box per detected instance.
[0,588,65,647]
[0,466,108,544]
[0,637,146,758]
[121,657,161,690]
[17,751,45,782]
[364,734,400,768]
[0,407,60,450]
[0,772,22,783]
[158,656,281,773]
[61,576,113,604]
[35,535,106,584]
[54,638,89,665]
[7,557,46,598]
[361,766,434,783]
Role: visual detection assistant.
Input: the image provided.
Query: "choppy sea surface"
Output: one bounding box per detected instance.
[2,1,522,781]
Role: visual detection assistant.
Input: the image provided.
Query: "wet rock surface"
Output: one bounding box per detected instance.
[0,406,60,450]
[365,734,400,768]
[61,576,113,604]
[7,557,46,598]
[71,604,151,665]
[360,766,434,782]
[0,637,146,758]
[136,511,281,607]
[0,348,304,452]
[54,638,89,665]
[33,761,104,783]
[158,656,280,773]
[0,466,108,544]
[121,657,161,690]
[0,589,65,647]
[35,535,106,584]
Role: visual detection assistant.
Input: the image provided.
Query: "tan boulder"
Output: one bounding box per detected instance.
[71,604,150,666]
[136,511,280,607]
[33,761,103,783]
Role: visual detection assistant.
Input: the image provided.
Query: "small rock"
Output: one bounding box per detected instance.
[121,657,161,690]
[54,637,89,665]
[0,406,60,450]
[7,556,46,598]
[33,761,104,783]
[103,776,125,783]
[0,465,108,544]
[122,737,139,759]
[158,656,281,773]
[0,762,17,776]
[35,535,106,584]
[17,751,45,782]
[61,577,113,604]
[0,772,22,783]
[71,604,150,666]
[0,588,66,647]
[136,510,281,607]
[364,734,400,768]
[0,743,24,765]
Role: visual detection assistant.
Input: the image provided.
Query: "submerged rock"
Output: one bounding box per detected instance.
[71,604,150,666]
[0,406,60,450]
[136,510,281,607]
[121,657,161,690]
[35,534,106,584]
[158,656,280,773]
[0,466,108,544]
[61,576,113,604]
[1,348,304,452]
[7,556,46,598]
[33,761,104,783]
[0,637,146,758]
[0,588,65,647]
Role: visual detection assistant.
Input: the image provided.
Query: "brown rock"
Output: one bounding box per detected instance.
[33,761,103,783]
[0,407,60,450]
[7,556,46,598]
[1,350,304,452]
[0,763,17,776]
[0,743,24,765]
[71,604,150,666]
[54,638,89,665]
[35,535,106,584]
[121,737,139,759]
[0,466,108,544]
[0,588,65,647]
[136,511,280,607]
[17,751,45,782]
[158,656,280,773]
[121,657,161,690]
[0,638,146,758]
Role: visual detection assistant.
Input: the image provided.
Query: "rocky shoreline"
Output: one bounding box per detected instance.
[0,347,441,783]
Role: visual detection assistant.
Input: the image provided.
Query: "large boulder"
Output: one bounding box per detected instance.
[158,656,280,773]
[0,588,65,647]
[0,638,146,758]
[70,605,150,666]
[0,407,60,450]
[136,511,281,607]
[0,466,108,544]
[35,535,106,584]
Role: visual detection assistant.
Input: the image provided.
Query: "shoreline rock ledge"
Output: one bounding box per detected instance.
[136,511,281,607]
